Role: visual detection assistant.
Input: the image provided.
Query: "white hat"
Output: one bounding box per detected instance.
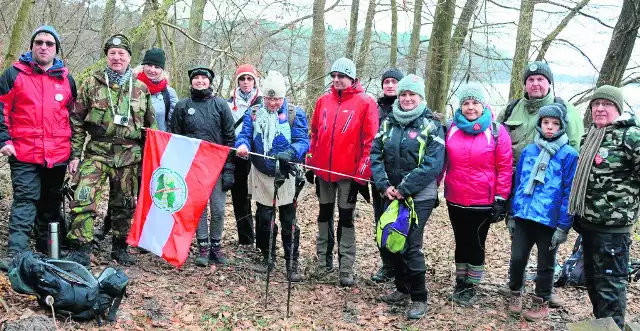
[262,71,286,98]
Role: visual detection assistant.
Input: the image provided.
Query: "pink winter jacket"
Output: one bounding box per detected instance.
[443,123,513,206]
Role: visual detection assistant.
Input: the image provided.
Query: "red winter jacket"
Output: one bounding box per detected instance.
[307,81,378,183]
[0,55,76,167]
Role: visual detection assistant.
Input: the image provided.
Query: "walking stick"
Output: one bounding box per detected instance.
[287,167,305,317]
[265,160,281,307]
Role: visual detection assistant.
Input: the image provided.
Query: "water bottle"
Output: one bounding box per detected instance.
[48,222,59,259]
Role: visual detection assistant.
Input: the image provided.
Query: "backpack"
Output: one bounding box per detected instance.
[161,87,171,125]
[501,96,565,123]
[554,235,586,288]
[376,198,418,253]
[7,251,128,325]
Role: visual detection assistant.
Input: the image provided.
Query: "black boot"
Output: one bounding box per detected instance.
[195,239,209,267]
[371,265,394,283]
[209,240,228,265]
[286,259,303,282]
[455,281,478,306]
[448,277,466,301]
[111,237,135,266]
[253,252,275,274]
[65,243,92,268]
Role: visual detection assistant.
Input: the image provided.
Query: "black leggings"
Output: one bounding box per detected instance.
[447,203,491,266]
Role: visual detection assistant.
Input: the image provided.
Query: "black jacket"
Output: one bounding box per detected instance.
[370,107,445,198]
[377,95,396,124]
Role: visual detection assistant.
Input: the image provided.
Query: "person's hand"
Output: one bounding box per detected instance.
[221,171,235,191]
[68,158,80,175]
[236,145,249,158]
[384,186,397,200]
[489,198,507,223]
[0,144,16,157]
[305,170,315,184]
[275,150,293,163]
[347,180,370,203]
[549,228,569,250]
[506,217,516,237]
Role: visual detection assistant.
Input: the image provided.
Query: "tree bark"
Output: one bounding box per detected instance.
[187,0,206,67]
[535,0,589,61]
[3,0,36,70]
[444,0,480,93]
[100,0,117,47]
[508,0,535,100]
[407,0,423,74]
[345,0,360,58]
[305,0,327,117]
[131,0,157,62]
[425,0,455,115]
[389,0,398,66]
[356,0,377,76]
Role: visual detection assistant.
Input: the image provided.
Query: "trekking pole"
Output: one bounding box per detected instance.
[264,160,280,307]
[286,169,304,317]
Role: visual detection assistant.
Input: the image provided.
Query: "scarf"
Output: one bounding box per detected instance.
[105,65,132,87]
[137,72,167,95]
[568,126,607,216]
[392,100,426,127]
[232,87,260,111]
[253,105,281,154]
[452,108,491,135]
[190,87,213,100]
[524,133,569,195]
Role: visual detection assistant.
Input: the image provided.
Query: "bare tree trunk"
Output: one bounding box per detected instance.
[425,0,455,115]
[508,0,535,100]
[3,0,35,69]
[187,0,206,67]
[152,0,164,49]
[306,0,327,118]
[444,0,479,89]
[131,0,157,62]
[407,0,423,74]
[356,0,376,76]
[100,0,117,46]
[345,0,360,58]
[389,0,398,67]
[535,0,589,61]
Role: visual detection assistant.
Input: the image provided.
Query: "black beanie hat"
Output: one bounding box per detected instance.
[142,48,166,69]
[381,68,404,87]
[188,66,214,83]
[523,61,554,85]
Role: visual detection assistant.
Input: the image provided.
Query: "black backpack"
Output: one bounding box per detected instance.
[7,251,128,325]
[554,235,586,288]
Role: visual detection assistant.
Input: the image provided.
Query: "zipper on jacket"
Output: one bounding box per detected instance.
[342,111,354,133]
[323,109,327,131]
[327,96,341,182]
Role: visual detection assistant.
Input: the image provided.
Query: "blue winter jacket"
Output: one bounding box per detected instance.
[511,142,578,231]
[235,99,309,176]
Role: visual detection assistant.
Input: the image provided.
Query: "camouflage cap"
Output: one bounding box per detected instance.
[104,34,132,55]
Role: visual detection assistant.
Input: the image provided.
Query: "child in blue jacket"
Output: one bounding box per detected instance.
[507,103,578,321]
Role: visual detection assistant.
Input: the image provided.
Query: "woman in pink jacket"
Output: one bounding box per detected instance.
[444,83,513,306]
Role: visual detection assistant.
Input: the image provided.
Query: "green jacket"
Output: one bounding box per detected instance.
[71,70,158,168]
[581,112,640,233]
[497,92,584,168]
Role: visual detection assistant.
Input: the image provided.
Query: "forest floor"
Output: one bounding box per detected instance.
[0,163,639,331]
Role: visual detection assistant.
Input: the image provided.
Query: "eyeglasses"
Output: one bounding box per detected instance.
[33,40,56,48]
[331,73,347,79]
[592,101,615,108]
[239,76,254,82]
[264,97,284,102]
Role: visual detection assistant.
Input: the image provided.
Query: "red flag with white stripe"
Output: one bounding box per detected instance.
[127,129,230,267]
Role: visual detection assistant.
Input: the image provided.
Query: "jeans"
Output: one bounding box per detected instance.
[196,178,226,243]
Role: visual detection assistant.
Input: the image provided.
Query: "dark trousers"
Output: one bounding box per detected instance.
[448,203,491,266]
[231,158,254,245]
[255,202,299,262]
[7,160,66,255]
[508,218,557,300]
[372,185,394,269]
[390,199,436,302]
[582,229,630,329]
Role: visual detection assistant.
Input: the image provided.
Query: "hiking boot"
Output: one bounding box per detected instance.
[371,266,394,283]
[523,295,550,322]
[548,294,563,308]
[455,284,477,307]
[508,291,522,314]
[209,244,228,265]
[286,261,303,282]
[381,290,410,305]
[339,272,355,287]
[111,237,135,266]
[447,278,466,302]
[407,301,428,319]
[195,245,210,267]
[65,245,92,268]
[497,284,511,296]
[253,257,275,274]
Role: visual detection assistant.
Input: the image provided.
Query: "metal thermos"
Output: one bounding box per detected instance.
[48,222,59,259]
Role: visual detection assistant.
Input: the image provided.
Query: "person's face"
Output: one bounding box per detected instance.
[106,48,131,74]
[191,75,211,90]
[540,117,561,139]
[264,97,284,112]
[399,91,422,111]
[382,78,399,97]
[461,99,484,121]
[331,72,353,91]
[591,99,619,128]
[32,32,56,66]
[525,74,550,99]
[143,64,163,80]
[238,74,255,93]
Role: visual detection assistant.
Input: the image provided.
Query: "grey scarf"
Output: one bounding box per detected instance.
[253,106,280,154]
[392,100,426,126]
[105,65,132,87]
[525,133,569,195]
[568,126,607,216]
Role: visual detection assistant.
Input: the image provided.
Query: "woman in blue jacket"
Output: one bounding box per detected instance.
[507,103,578,322]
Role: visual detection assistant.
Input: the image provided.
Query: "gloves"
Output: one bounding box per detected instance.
[221,171,235,192]
[275,149,293,163]
[294,171,305,198]
[488,198,507,224]
[506,217,516,237]
[347,180,370,204]
[280,162,298,178]
[549,228,569,250]
[305,170,315,184]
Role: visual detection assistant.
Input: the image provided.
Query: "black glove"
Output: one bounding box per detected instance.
[280,162,298,178]
[221,171,234,192]
[488,198,507,224]
[275,149,293,163]
[305,170,315,184]
[347,180,370,204]
[294,171,305,199]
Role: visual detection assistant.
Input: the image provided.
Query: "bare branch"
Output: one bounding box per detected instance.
[535,0,590,61]
[265,0,340,39]
[160,21,239,62]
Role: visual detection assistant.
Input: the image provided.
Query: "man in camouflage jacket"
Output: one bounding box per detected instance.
[569,85,638,329]
[65,34,157,267]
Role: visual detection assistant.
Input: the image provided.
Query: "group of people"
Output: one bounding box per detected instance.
[0,25,637,327]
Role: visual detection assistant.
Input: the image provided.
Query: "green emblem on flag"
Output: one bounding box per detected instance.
[150,167,188,213]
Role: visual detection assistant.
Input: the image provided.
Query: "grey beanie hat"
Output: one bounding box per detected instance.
[523,61,554,85]
[330,57,356,80]
[536,102,568,140]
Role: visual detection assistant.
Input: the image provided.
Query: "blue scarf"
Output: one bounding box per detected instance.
[452,108,491,135]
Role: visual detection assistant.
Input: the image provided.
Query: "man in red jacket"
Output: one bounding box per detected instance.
[306,57,378,286]
[0,25,76,270]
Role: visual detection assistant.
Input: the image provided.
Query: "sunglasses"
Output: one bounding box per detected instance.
[239,76,254,82]
[331,73,347,79]
[33,40,56,48]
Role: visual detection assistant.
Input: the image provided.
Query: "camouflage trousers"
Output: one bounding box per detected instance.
[66,159,138,244]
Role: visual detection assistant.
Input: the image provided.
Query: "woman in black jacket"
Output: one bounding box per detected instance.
[170,65,235,267]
